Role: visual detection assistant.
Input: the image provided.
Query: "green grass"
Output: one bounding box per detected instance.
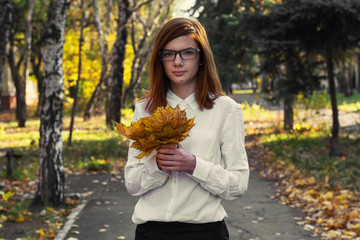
[261,128,360,192]
[240,102,281,123]
[0,110,134,180]
[296,91,360,112]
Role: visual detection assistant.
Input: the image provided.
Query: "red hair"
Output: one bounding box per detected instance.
[143,17,224,114]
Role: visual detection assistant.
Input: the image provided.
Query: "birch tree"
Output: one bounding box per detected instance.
[33,0,70,205]
[0,0,13,108]
[123,0,172,109]
[83,0,112,120]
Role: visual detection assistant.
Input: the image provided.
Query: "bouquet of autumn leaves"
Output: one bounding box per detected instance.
[115,105,195,162]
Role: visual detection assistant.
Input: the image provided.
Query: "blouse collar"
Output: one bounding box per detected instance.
[166,90,199,112]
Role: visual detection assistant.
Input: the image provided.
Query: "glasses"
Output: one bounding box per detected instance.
[159,48,200,61]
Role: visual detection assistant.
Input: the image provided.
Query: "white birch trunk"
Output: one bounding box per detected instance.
[34,0,70,205]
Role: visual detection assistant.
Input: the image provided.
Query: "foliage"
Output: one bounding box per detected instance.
[240,102,280,123]
[85,158,113,172]
[0,191,14,201]
[63,27,102,112]
[257,127,360,239]
[115,105,195,159]
[0,198,77,239]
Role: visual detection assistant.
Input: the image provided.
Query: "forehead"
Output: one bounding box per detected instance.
[163,35,198,51]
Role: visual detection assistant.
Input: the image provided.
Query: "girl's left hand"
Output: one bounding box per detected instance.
[156,144,196,173]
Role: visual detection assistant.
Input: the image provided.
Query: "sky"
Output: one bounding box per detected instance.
[172,0,197,17]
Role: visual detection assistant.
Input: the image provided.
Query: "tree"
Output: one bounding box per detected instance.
[246,0,360,155]
[68,0,86,146]
[242,7,321,131]
[274,0,360,156]
[193,0,240,94]
[33,0,71,205]
[0,0,13,109]
[7,0,35,127]
[123,0,172,109]
[30,0,50,116]
[105,0,154,126]
[105,0,130,125]
[83,0,113,120]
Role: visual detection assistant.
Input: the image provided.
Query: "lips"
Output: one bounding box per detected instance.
[172,71,186,76]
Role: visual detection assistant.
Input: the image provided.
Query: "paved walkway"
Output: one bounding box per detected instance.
[57,168,320,240]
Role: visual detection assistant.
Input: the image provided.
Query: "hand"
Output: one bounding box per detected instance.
[156,144,196,173]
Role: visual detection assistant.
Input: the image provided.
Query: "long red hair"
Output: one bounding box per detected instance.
[143,17,224,114]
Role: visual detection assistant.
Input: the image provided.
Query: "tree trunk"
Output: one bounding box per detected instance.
[326,53,341,157]
[123,1,171,109]
[357,53,360,92]
[338,60,352,97]
[105,0,130,126]
[356,53,360,92]
[33,0,70,206]
[83,0,112,120]
[17,0,36,127]
[7,46,24,118]
[0,0,13,109]
[30,44,44,116]
[284,95,294,131]
[68,0,85,146]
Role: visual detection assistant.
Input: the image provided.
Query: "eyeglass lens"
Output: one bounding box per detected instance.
[160,48,199,61]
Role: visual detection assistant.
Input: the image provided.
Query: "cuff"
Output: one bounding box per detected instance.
[190,156,212,182]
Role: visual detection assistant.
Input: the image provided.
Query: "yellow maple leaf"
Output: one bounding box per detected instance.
[115,105,195,159]
[37,228,45,236]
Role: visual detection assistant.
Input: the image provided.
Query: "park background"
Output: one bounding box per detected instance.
[0,0,360,239]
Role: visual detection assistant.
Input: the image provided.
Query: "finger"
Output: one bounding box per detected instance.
[159,144,177,149]
[157,153,178,161]
[157,148,177,155]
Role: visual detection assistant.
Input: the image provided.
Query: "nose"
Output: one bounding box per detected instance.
[173,53,184,65]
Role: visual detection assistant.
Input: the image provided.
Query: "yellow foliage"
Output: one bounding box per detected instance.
[115,105,195,159]
[63,28,102,107]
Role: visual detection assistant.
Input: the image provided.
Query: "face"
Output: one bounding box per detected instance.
[161,35,201,93]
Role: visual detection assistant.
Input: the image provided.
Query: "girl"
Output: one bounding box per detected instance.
[124,17,249,240]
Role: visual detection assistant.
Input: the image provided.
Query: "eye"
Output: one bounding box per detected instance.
[162,51,174,57]
[182,50,195,55]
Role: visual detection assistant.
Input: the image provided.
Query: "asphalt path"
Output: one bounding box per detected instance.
[58,169,320,240]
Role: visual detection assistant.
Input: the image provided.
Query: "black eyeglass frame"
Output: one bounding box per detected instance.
[158,47,201,61]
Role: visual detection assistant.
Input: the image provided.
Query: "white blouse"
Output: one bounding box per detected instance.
[124,90,249,224]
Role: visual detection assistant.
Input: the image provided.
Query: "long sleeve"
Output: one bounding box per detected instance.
[124,102,169,196]
[188,102,249,200]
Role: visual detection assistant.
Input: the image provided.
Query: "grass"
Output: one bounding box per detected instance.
[240,102,281,124]
[0,110,133,180]
[260,127,360,192]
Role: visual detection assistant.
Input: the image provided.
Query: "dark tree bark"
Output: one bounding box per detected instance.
[105,0,130,126]
[68,0,85,146]
[33,0,70,206]
[326,52,341,157]
[284,95,294,131]
[357,53,360,92]
[0,0,13,109]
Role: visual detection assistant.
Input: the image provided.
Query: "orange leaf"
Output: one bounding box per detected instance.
[115,105,195,159]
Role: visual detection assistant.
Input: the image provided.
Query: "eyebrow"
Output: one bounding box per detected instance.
[161,47,197,51]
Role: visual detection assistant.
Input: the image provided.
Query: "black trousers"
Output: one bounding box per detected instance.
[135,220,229,240]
